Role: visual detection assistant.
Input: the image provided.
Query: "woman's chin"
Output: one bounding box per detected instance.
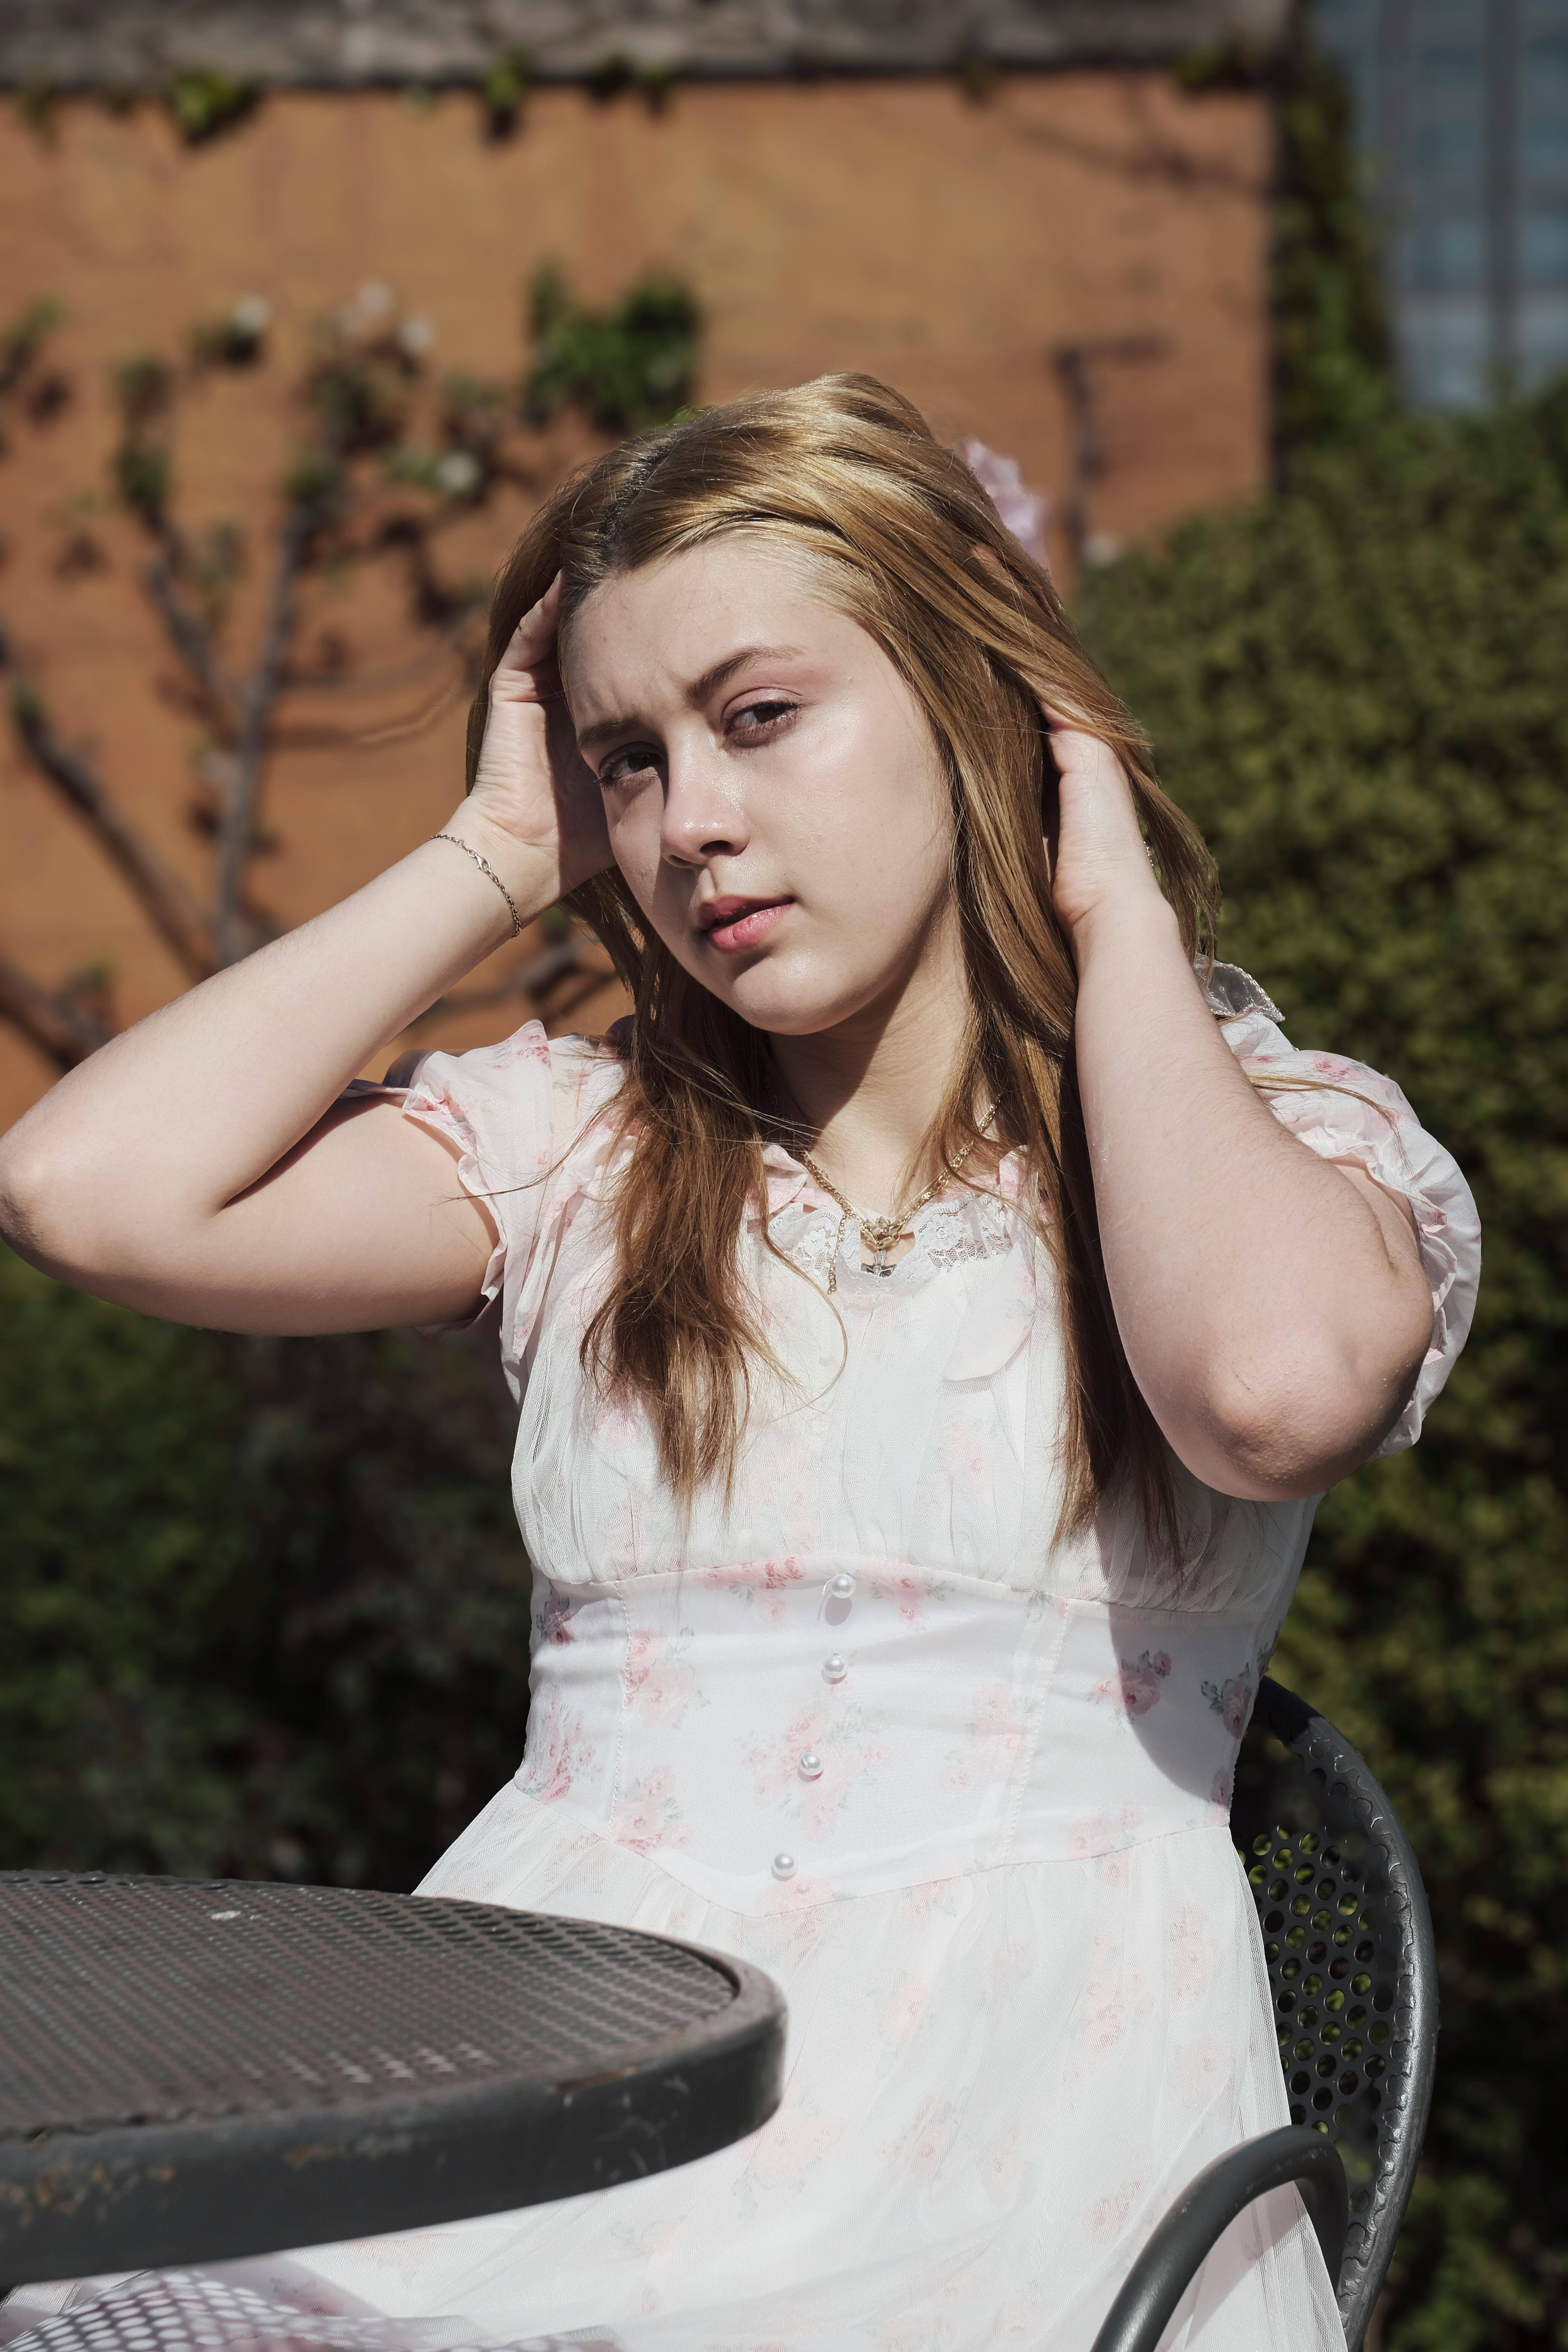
[697,955,868,1039]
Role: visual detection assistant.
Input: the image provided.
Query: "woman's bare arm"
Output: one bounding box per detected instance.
[0,581,610,1334]
[1051,727,1435,1502]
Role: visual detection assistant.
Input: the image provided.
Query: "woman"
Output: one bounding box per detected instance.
[0,375,1479,2352]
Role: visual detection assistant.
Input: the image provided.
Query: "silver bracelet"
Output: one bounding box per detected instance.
[429,831,524,937]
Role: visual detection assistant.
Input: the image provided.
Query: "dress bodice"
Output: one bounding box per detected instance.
[512,1556,1288,1912]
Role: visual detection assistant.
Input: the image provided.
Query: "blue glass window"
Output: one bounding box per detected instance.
[1521,118,1568,175]
[1519,294,1568,386]
[1303,0,1568,405]
[1521,207,1568,282]
[1416,120,1485,176]
[1420,44,1483,89]
[1408,215,1488,287]
[1523,36,1568,89]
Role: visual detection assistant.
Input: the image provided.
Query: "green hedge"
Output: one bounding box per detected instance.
[0,1257,532,1892]
[1080,384,1568,2352]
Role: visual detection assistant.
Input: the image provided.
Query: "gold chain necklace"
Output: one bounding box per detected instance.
[799,1104,999,1293]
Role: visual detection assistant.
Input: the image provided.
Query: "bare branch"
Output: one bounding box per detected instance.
[1050,337,1167,570]
[0,952,111,1070]
[215,505,315,967]
[0,616,219,981]
[264,680,468,758]
[143,553,242,725]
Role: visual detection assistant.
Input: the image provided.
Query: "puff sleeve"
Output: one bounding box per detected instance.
[1204,961,1482,1455]
[341,1020,620,1394]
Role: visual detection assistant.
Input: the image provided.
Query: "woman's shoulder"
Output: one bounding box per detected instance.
[381,1018,628,1181]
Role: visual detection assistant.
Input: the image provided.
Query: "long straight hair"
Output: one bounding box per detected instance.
[465,375,1220,1555]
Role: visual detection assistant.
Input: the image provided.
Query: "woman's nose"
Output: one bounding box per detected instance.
[659,749,749,866]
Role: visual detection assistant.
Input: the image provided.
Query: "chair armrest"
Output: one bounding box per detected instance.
[1089,2125,1348,2352]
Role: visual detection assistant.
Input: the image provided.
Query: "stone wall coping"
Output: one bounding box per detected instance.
[0,0,1289,90]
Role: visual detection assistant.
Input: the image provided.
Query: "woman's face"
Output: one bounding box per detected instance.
[562,536,958,1039]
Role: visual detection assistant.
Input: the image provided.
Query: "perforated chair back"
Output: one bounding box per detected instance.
[1231,1678,1438,2352]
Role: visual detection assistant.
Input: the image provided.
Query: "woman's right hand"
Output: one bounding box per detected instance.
[461,574,613,900]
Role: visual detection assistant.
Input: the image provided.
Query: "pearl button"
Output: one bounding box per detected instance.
[822,1653,848,1684]
[828,1571,856,1601]
[772,1852,797,1880]
[799,1751,824,1780]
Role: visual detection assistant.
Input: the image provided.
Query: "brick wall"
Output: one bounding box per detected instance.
[0,72,1271,1122]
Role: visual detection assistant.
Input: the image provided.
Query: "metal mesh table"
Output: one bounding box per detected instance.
[0,1873,785,2289]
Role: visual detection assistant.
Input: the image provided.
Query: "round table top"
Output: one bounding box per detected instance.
[0,1871,785,2286]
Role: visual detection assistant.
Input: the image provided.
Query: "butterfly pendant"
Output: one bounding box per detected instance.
[859,1215,909,1277]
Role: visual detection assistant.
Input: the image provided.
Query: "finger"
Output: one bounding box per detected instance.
[494,572,564,680]
[1038,712,1122,780]
[1042,717,1112,761]
[1044,723,1133,792]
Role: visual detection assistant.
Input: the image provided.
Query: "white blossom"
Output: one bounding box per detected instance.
[435,449,482,497]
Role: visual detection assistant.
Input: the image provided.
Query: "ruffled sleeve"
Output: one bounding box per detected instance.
[1202,960,1482,1455]
[346,1020,622,1393]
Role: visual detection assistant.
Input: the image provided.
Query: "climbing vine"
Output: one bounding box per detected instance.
[1178,4,1394,467]
[523,266,701,433]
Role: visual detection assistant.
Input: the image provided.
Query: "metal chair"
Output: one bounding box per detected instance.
[1091,1677,1438,2352]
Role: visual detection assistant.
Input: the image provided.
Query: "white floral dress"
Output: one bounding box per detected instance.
[6,968,1479,2352]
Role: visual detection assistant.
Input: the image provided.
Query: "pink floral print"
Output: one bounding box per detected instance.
[612,1766,691,1854]
[881,1971,933,2049]
[881,1570,932,1627]
[516,1684,597,1807]
[940,1681,1029,1792]
[1087,2150,1156,2248]
[1066,1805,1143,1861]
[744,1703,893,1838]
[906,2092,965,2188]
[978,2120,1025,2209]
[745,1556,807,1623]
[1095,1648,1172,1717]
[623,1629,701,1727]
[490,1023,554,1072]
[1170,2033,1233,2110]
[1167,1900,1225,2011]
[1201,1667,1255,1738]
[535,1586,574,1646]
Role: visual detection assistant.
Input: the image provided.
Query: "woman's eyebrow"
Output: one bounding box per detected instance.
[576,644,805,754]
[687,643,804,706]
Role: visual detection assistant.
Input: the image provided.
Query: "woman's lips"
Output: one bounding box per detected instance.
[700,898,792,954]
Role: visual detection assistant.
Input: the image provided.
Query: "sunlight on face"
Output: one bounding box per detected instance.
[562,537,958,1039]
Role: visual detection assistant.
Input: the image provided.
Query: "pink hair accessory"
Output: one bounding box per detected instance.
[958,438,1051,568]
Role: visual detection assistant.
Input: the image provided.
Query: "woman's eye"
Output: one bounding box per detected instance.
[599,745,660,789]
[729,697,797,738]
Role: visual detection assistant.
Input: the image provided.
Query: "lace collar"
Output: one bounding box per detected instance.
[756,1145,1027,1293]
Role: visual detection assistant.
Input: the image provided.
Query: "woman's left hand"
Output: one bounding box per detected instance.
[1044,721,1168,943]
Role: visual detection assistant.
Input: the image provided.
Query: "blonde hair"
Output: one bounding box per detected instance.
[466,374,1220,1555]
